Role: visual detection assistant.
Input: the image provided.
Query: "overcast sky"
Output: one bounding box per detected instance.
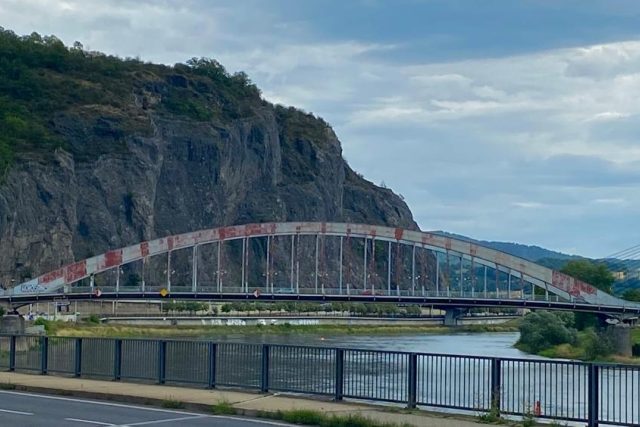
[2,0,640,257]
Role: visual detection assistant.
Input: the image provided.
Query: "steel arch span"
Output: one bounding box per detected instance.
[2,222,638,314]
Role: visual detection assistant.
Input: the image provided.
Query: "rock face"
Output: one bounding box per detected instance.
[0,68,416,286]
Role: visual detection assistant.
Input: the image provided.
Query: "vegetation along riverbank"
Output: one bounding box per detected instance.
[35,318,519,339]
[515,260,640,363]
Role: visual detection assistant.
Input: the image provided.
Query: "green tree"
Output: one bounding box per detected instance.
[581,328,613,360]
[517,311,577,353]
[622,288,640,302]
[560,260,614,293]
[561,260,614,330]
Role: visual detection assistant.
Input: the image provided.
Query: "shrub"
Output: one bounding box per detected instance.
[517,311,577,353]
[87,314,101,324]
[582,328,613,360]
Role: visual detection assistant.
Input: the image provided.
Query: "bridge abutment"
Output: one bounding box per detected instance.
[0,314,25,335]
[444,308,467,326]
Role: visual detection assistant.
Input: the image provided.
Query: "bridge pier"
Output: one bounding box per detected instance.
[609,324,632,357]
[444,308,467,327]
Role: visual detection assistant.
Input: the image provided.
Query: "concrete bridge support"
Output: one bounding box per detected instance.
[444,308,468,326]
[0,314,25,335]
[609,324,632,357]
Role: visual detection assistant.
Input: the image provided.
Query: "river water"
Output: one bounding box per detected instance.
[191,331,636,425]
[204,330,535,358]
[28,331,636,425]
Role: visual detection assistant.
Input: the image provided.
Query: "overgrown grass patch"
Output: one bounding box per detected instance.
[160,399,185,409]
[262,409,412,427]
[209,400,236,415]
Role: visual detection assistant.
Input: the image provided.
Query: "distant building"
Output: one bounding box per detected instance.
[613,271,626,280]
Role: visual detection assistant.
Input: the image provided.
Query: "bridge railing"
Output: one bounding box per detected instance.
[0,335,637,426]
[61,285,564,302]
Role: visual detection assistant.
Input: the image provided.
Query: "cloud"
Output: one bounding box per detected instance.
[1,0,639,257]
[564,41,640,79]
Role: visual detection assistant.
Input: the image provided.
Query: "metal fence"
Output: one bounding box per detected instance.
[0,335,637,426]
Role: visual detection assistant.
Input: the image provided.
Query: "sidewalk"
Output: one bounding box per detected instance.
[0,372,486,427]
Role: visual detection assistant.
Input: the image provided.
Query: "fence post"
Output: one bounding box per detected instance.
[334,348,344,401]
[9,336,16,371]
[157,340,166,384]
[74,338,83,377]
[113,339,122,381]
[261,344,270,393]
[587,364,599,427]
[207,342,217,389]
[490,358,501,416]
[407,353,418,409]
[40,336,48,375]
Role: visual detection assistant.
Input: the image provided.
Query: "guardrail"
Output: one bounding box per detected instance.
[0,335,637,426]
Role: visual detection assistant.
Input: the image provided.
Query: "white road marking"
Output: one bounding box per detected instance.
[0,390,295,426]
[0,408,34,415]
[118,415,206,426]
[65,418,114,425]
[0,390,199,415]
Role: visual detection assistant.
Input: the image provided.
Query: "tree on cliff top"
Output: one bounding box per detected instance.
[560,259,614,293]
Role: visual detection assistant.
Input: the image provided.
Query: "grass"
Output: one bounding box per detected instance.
[261,409,413,427]
[209,400,236,415]
[0,383,16,390]
[476,406,504,424]
[160,399,185,409]
[48,321,519,339]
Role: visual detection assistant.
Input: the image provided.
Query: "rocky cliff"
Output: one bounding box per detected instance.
[0,30,417,286]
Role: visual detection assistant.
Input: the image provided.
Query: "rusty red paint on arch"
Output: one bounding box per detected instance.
[65,262,87,283]
[394,228,404,241]
[103,250,123,268]
[40,268,64,284]
[245,224,264,236]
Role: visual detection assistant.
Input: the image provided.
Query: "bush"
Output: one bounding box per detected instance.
[632,343,640,357]
[87,314,100,324]
[581,328,613,360]
[517,311,577,353]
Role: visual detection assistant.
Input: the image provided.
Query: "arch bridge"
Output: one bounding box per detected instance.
[2,222,638,315]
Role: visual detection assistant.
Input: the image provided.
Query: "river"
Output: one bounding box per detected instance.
[198,330,537,359]
[34,330,636,425]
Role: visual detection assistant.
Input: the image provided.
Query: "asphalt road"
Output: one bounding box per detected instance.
[0,390,293,427]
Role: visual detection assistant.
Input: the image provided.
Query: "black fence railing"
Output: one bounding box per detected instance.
[0,335,637,426]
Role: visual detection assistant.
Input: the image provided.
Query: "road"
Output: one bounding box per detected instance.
[0,390,293,426]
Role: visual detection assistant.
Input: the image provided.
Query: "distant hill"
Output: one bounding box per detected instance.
[434,231,578,262]
[436,231,640,295]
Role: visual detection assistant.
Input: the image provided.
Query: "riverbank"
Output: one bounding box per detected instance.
[42,320,520,338]
[515,326,640,364]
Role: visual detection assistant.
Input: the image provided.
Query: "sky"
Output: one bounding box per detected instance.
[1,0,640,258]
